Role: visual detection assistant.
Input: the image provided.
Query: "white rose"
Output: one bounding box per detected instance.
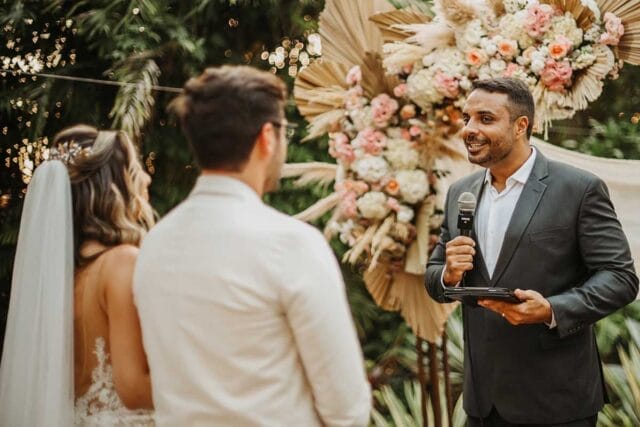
[352,155,389,183]
[490,59,507,72]
[531,59,545,73]
[384,138,420,170]
[407,68,444,109]
[396,170,429,204]
[357,192,390,220]
[397,205,414,223]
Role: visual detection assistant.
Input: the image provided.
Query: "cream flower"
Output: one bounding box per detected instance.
[385,138,420,170]
[357,192,391,220]
[352,155,389,183]
[396,170,429,204]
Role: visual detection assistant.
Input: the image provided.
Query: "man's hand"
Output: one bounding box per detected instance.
[478,289,552,325]
[443,236,476,286]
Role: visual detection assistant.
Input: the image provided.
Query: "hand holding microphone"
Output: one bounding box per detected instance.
[443,192,477,286]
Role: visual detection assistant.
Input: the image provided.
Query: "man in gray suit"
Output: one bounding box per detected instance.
[425,78,638,426]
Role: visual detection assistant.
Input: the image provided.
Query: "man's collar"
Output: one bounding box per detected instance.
[484,146,537,185]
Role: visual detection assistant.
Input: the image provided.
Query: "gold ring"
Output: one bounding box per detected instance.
[501,312,505,318]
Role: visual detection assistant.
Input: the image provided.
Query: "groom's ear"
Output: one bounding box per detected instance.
[255,122,277,159]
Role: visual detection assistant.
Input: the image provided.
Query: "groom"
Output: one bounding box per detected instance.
[134,66,371,426]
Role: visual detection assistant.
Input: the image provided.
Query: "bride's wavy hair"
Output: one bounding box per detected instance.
[51,124,155,266]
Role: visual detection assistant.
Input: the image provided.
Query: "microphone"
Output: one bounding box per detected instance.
[457,192,476,237]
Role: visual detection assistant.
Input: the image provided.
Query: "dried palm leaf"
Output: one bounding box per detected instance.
[597,0,640,65]
[319,0,395,65]
[344,223,379,264]
[303,109,345,141]
[294,61,350,119]
[487,0,506,17]
[383,42,430,73]
[364,264,459,342]
[434,0,478,27]
[363,263,400,311]
[404,196,436,275]
[293,192,341,222]
[281,162,338,187]
[360,52,401,97]
[541,0,598,29]
[369,9,432,43]
[401,20,456,51]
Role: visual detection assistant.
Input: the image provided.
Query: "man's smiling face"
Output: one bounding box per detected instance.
[461,89,520,169]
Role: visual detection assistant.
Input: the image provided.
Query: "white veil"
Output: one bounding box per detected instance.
[0,160,75,426]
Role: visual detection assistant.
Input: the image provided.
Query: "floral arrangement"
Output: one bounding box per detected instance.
[325,64,464,268]
[391,0,627,132]
[289,0,639,340]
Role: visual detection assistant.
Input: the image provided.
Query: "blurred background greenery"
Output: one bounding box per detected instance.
[1,1,639,425]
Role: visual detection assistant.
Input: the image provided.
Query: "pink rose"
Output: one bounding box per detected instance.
[540,59,573,92]
[503,63,521,77]
[344,86,365,110]
[393,83,408,97]
[434,72,460,98]
[336,180,369,196]
[498,39,518,59]
[467,48,489,66]
[386,197,401,211]
[524,4,555,38]
[371,93,399,127]
[329,133,356,163]
[548,35,573,60]
[409,125,422,137]
[338,192,358,218]
[346,65,362,85]
[600,12,624,46]
[354,128,386,155]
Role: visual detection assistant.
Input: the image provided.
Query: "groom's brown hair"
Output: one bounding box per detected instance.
[170,65,287,171]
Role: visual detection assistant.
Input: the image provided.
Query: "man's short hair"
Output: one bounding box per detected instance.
[471,78,535,138]
[170,65,287,171]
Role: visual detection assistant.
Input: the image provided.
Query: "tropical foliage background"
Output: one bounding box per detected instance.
[1,1,639,425]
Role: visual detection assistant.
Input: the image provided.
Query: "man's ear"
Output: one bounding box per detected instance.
[255,122,276,158]
[514,116,529,138]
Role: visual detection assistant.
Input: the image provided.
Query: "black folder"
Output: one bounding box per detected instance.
[444,287,521,305]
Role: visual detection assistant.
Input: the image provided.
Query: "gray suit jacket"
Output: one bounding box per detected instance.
[425,151,638,423]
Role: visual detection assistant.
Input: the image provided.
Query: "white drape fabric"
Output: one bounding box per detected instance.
[0,161,75,427]
[534,138,640,276]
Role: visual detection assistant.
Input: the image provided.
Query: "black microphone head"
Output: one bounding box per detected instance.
[457,192,477,213]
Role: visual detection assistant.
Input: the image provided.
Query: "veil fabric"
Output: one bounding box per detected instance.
[0,160,75,426]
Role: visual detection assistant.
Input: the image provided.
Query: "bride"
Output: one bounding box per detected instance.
[0,125,156,426]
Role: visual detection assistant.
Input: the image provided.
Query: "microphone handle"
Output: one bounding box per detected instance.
[458,229,473,284]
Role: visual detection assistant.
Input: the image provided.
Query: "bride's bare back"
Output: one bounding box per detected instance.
[74,241,152,409]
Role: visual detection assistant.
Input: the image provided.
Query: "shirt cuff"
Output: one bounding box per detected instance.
[440,269,460,289]
[545,308,557,329]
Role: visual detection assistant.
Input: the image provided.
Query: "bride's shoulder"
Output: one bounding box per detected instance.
[99,245,139,287]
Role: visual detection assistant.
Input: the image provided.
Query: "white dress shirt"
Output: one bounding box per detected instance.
[476,147,537,278]
[134,175,371,427]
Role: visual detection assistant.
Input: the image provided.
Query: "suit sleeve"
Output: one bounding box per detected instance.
[281,228,371,427]
[425,186,454,303]
[547,177,639,338]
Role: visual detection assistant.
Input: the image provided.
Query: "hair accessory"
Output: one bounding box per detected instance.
[48,140,91,165]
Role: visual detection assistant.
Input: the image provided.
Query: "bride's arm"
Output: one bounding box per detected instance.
[102,245,154,410]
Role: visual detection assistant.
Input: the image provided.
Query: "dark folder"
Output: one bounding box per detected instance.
[444,287,522,305]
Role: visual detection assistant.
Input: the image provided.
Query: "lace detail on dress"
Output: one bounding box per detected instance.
[75,337,154,426]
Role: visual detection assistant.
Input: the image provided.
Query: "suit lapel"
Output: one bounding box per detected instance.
[490,152,549,286]
[467,174,491,283]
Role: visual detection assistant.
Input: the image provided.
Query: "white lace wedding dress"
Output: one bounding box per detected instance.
[75,337,154,426]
